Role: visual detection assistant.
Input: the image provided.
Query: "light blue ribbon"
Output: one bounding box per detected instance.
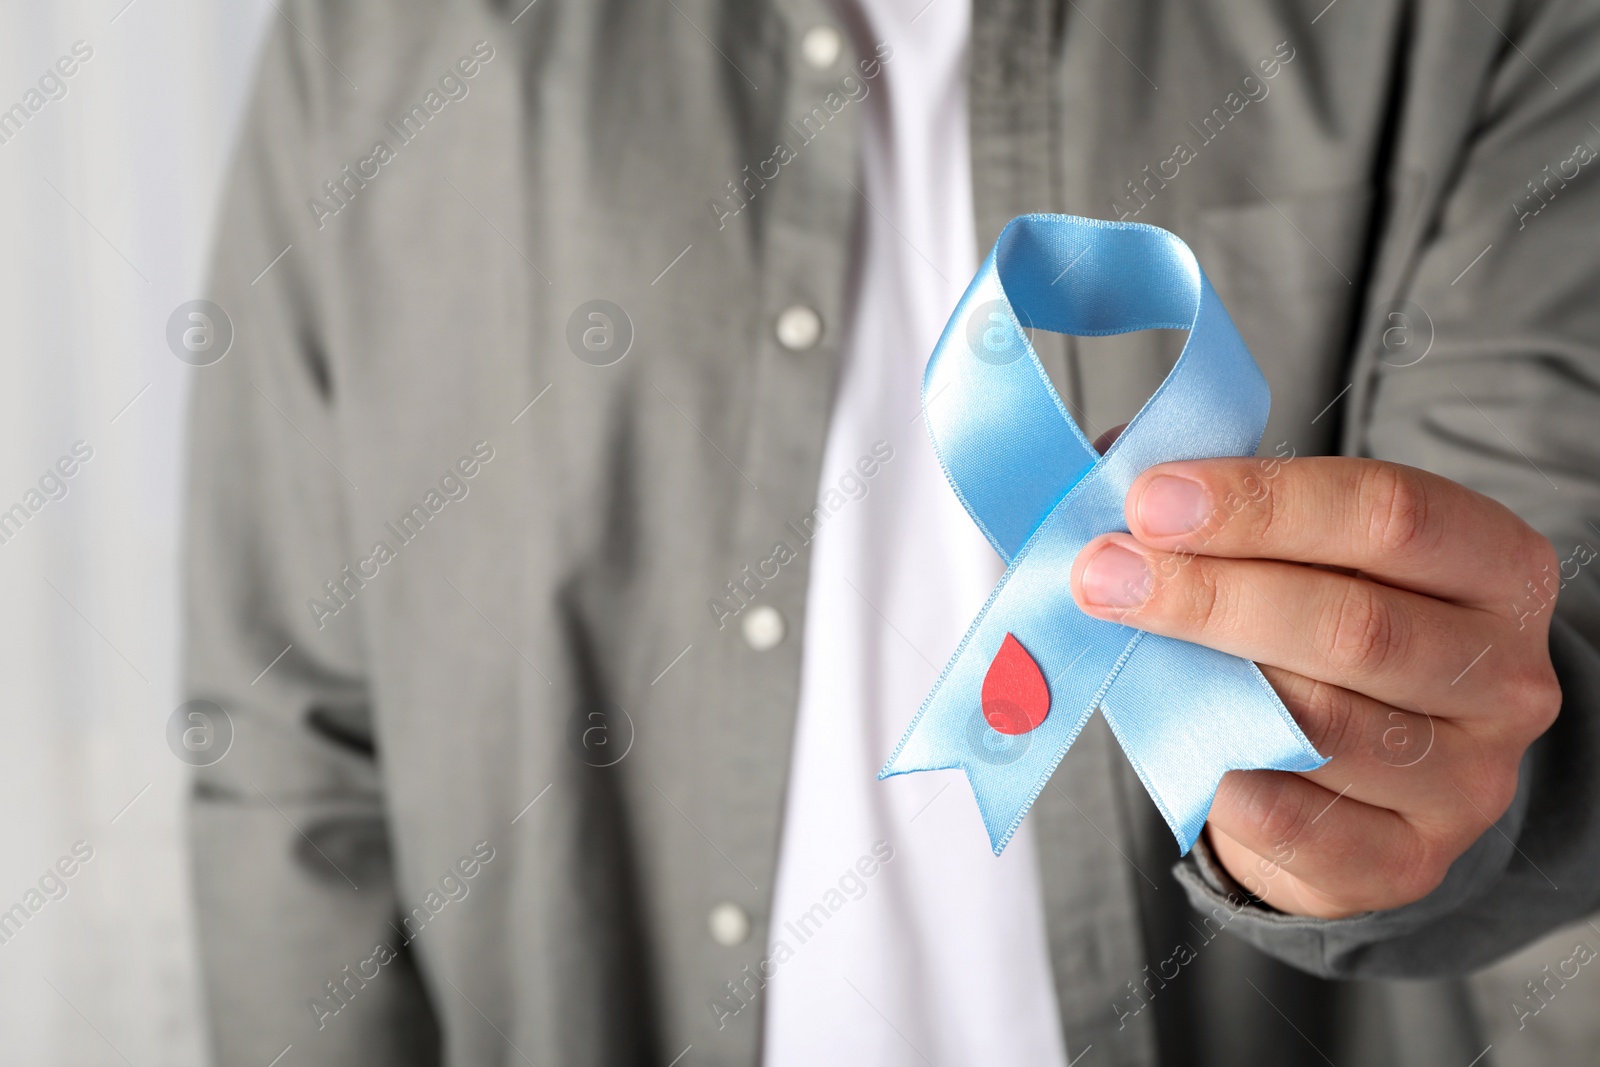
[880,214,1326,855]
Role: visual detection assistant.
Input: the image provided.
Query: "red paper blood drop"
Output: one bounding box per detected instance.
[982,633,1051,735]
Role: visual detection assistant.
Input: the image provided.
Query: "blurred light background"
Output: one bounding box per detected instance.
[0,1,270,1062]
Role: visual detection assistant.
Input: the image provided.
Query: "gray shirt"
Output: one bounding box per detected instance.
[185,1,1600,1064]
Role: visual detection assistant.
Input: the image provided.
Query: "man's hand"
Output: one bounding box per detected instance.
[1068,454,1564,918]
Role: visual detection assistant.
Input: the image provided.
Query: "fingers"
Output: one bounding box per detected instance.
[1249,663,1528,843]
[1092,422,1128,454]
[1123,456,1556,612]
[1254,664,1456,815]
[1069,534,1501,719]
[1203,673,1525,916]
[1082,454,1560,915]
[1204,770,1433,916]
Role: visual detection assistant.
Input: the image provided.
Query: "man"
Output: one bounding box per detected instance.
[185,0,1600,1064]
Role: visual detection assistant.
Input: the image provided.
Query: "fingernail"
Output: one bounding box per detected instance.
[1137,475,1210,536]
[1080,543,1152,609]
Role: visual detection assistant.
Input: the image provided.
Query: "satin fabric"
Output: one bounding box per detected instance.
[881,214,1327,855]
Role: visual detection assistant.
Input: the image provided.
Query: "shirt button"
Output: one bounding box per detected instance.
[800,25,843,71]
[775,305,823,351]
[708,902,751,946]
[742,605,786,651]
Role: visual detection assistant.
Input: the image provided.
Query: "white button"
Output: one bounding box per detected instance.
[708,902,751,946]
[800,25,843,71]
[742,606,786,651]
[775,305,823,351]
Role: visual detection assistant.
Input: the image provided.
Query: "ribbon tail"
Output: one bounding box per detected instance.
[1098,635,1327,853]
[881,698,1102,855]
[878,716,964,779]
[879,615,1122,855]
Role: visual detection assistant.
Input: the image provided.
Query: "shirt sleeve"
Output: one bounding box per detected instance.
[183,10,439,1063]
[1174,0,1600,979]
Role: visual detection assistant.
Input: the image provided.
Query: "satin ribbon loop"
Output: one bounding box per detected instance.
[880,213,1326,855]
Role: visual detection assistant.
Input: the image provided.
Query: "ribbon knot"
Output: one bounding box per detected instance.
[880,214,1326,855]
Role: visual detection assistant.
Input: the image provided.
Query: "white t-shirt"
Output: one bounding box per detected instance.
[762,1,1071,1063]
